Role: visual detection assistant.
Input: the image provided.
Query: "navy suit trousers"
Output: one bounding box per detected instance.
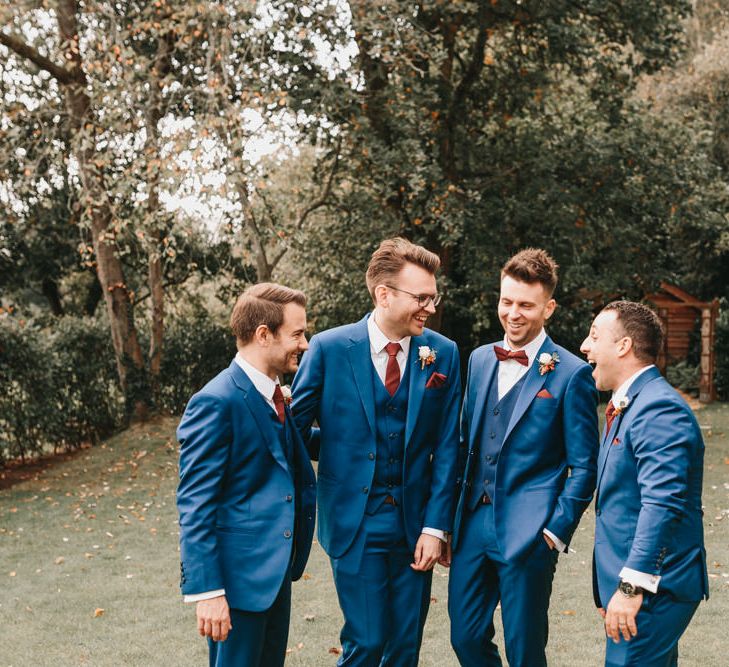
[330,502,432,667]
[449,503,558,667]
[208,573,292,667]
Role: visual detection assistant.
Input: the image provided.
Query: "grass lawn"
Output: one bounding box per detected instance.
[1,403,728,666]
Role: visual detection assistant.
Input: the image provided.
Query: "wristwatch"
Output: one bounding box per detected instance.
[618,580,643,598]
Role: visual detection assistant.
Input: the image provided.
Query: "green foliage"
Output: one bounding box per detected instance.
[666,360,701,395]
[156,310,235,414]
[714,299,729,400]
[0,316,124,462]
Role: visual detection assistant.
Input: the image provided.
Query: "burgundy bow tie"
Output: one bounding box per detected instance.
[494,346,529,367]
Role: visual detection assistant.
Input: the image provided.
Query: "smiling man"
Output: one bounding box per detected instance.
[449,248,599,667]
[176,283,316,667]
[581,300,708,667]
[292,237,461,666]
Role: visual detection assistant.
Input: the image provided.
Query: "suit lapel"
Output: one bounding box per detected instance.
[596,365,662,492]
[347,318,377,437]
[469,347,499,449]
[405,336,427,446]
[229,361,289,472]
[502,336,551,443]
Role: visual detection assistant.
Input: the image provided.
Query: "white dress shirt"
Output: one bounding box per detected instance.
[184,354,282,603]
[368,314,445,542]
[496,329,566,553]
[612,365,661,594]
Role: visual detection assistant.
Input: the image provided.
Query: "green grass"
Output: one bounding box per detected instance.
[1,404,728,666]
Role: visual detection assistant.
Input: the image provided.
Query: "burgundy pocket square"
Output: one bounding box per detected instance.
[612,437,621,446]
[536,388,554,399]
[426,372,447,389]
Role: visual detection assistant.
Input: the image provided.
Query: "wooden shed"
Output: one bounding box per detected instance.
[645,283,719,403]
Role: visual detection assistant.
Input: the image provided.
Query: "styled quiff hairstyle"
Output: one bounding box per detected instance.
[601,300,664,364]
[501,248,559,297]
[230,282,306,345]
[365,237,440,303]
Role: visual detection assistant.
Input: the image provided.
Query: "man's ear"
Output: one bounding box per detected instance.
[373,284,389,308]
[253,324,271,347]
[544,298,557,320]
[616,336,633,359]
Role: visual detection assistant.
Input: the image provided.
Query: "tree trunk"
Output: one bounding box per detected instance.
[41,277,65,316]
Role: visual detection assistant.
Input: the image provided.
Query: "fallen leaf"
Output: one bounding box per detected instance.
[302,573,312,580]
[561,610,576,616]
[430,596,438,603]
[54,557,65,565]
[9,571,16,577]
[93,608,105,617]
[328,647,343,655]
[304,614,315,621]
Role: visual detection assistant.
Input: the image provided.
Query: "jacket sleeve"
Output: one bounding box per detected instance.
[422,340,462,532]
[176,391,232,596]
[291,334,324,460]
[545,363,599,545]
[623,399,696,574]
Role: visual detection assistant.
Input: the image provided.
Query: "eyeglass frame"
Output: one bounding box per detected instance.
[384,284,442,308]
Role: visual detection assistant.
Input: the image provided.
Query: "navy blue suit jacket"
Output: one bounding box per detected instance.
[291,315,461,558]
[177,361,316,612]
[453,336,599,561]
[593,366,709,606]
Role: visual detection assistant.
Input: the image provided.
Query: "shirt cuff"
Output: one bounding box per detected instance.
[543,529,567,553]
[422,527,447,542]
[619,567,660,594]
[183,589,226,603]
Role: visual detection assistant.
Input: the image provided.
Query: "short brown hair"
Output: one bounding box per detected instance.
[602,300,664,364]
[365,237,440,302]
[501,248,559,297]
[230,282,306,345]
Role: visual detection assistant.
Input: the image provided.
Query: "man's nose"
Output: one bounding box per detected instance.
[579,338,590,355]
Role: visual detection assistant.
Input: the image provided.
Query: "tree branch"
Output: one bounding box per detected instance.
[0,30,76,84]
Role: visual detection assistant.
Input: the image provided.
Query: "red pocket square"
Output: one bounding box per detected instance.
[612,437,621,446]
[426,372,447,389]
[536,388,554,399]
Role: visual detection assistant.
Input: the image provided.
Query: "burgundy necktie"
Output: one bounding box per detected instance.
[384,342,402,396]
[494,346,529,367]
[604,400,616,434]
[272,385,286,424]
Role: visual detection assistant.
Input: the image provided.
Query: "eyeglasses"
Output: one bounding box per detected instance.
[385,285,442,308]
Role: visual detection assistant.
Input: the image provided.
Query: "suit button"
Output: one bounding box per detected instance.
[490,432,496,439]
[285,495,293,502]
[389,433,397,439]
[595,509,601,516]
[469,450,475,457]
[387,483,393,489]
[284,529,292,538]
[389,457,395,464]
[493,408,500,415]
[362,486,369,494]
[368,452,375,460]
[486,456,493,462]
[388,406,397,413]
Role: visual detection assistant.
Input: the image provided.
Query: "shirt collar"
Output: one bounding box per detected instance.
[502,328,547,367]
[367,313,411,357]
[612,364,655,404]
[234,352,279,402]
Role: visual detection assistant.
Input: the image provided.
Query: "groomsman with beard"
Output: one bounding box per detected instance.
[581,300,708,667]
[449,248,599,667]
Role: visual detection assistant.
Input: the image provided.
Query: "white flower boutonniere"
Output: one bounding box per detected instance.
[614,396,630,415]
[418,345,437,370]
[280,384,293,406]
[538,351,560,376]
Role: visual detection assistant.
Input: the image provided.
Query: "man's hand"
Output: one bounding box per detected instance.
[604,589,642,643]
[543,533,555,550]
[197,595,232,642]
[411,533,443,571]
[438,535,453,568]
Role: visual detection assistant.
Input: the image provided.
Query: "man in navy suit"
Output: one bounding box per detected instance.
[581,300,708,666]
[292,237,461,666]
[449,248,599,667]
[176,283,316,667]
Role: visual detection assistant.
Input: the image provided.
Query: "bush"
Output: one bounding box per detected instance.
[0,316,123,462]
[157,310,235,414]
[715,299,729,401]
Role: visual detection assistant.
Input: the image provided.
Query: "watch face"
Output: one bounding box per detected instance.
[619,581,637,596]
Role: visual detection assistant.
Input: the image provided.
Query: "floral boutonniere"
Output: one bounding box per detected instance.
[613,396,630,415]
[537,351,560,376]
[418,345,437,370]
[280,384,293,406]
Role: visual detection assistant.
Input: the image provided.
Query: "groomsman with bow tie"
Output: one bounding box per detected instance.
[292,238,461,666]
[449,248,599,667]
[581,301,708,666]
[176,283,316,667]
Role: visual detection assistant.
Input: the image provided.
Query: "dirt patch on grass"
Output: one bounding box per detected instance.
[0,445,92,491]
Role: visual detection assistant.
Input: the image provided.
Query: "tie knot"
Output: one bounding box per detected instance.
[385,342,401,358]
